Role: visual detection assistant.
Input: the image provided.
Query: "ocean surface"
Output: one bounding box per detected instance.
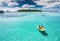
[0,12,60,41]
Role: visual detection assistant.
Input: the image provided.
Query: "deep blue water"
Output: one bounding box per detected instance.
[0,12,60,41]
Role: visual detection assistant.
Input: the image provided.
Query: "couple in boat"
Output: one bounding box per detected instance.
[37,25,46,31]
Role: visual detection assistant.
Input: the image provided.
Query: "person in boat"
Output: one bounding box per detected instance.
[39,25,44,30]
[37,25,46,31]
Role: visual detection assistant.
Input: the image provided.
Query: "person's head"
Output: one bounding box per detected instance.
[41,25,43,27]
[39,25,40,27]
[39,25,43,27]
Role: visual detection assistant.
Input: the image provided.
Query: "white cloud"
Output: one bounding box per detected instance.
[0,0,20,11]
[22,4,29,8]
[7,2,18,6]
[0,2,2,5]
[22,4,35,8]
[29,5,35,7]
[0,7,21,12]
[34,0,60,8]
[0,0,12,2]
[0,0,18,7]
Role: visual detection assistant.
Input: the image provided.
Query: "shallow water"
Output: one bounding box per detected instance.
[0,12,60,41]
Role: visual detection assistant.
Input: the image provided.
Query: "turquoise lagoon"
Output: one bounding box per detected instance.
[0,12,60,41]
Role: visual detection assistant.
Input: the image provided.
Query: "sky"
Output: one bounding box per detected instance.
[0,0,60,11]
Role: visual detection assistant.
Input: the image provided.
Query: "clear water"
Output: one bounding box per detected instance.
[0,12,60,41]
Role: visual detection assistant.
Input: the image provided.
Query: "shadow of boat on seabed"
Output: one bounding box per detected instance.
[38,30,48,36]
